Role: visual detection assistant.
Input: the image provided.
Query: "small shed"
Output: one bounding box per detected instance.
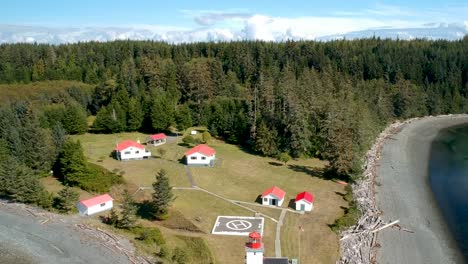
[295,191,314,211]
[190,130,197,135]
[77,194,113,216]
[147,133,167,146]
[185,144,216,166]
[261,186,286,207]
[115,140,151,160]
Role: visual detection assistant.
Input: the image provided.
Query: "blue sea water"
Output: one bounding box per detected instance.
[429,125,468,261]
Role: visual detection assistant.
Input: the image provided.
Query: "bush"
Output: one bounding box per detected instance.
[182,135,195,145]
[201,131,211,143]
[132,226,166,245]
[157,245,170,258]
[276,152,292,165]
[172,247,189,264]
[330,186,361,232]
[78,163,124,193]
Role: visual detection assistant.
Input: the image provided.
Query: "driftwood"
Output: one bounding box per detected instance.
[337,119,414,264]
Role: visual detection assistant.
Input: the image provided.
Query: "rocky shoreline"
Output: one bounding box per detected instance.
[338,115,468,264]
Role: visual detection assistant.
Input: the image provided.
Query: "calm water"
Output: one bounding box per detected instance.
[429,125,468,261]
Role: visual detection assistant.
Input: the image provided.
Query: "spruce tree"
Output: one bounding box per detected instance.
[119,190,137,229]
[127,98,143,131]
[151,169,174,219]
[58,139,90,186]
[55,186,79,213]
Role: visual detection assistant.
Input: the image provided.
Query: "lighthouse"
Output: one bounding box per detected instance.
[245,231,264,264]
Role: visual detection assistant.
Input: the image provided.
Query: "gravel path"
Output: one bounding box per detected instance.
[376,116,468,264]
[0,203,133,264]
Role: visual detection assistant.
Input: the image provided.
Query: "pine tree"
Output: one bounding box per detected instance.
[150,94,174,131]
[55,186,79,213]
[62,102,87,134]
[254,122,278,156]
[127,97,143,131]
[151,169,175,219]
[119,190,137,229]
[58,139,90,186]
[175,104,192,132]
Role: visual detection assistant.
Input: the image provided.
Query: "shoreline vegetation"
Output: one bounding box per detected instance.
[339,114,468,264]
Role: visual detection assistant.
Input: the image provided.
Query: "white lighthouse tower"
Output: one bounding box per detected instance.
[245,231,264,264]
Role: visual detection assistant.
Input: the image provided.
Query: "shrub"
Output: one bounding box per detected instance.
[157,245,170,258]
[172,247,189,264]
[182,135,195,145]
[133,226,166,245]
[276,152,292,165]
[201,131,212,143]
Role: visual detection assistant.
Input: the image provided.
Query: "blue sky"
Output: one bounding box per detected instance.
[1,1,467,43]
[3,0,467,27]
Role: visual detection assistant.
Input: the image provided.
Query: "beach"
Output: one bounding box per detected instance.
[376,115,468,264]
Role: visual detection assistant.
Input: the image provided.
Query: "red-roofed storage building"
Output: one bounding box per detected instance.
[295,191,314,211]
[77,194,114,216]
[261,186,286,207]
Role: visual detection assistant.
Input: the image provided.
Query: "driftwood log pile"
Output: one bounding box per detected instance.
[337,120,411,264]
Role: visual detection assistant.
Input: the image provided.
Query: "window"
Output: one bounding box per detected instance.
[263,198,268,202]
[135,151,140,154]
[191,156,197,160]
[124,151,131,154]
[201,156,206,160]
[100,203,106,207]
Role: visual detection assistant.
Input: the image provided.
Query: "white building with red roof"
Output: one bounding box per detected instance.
[77,194,113,216]
[184,144,216,166]
[295,191,314,211]
[261,186,286,207]
[147,133,167,146]
[115,140,151,160]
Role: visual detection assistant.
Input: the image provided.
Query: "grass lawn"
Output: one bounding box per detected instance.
[72,133,190,188]
[74,131,347,263]
[40,176,94,200]
[190,140,347,261]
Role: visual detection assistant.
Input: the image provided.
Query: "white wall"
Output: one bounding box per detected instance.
[261,194,284,206]
[118,147,151,160]
[147,138,166,146]
[186,152,215,166]
[78,200,113,216]
[245,250,263,264]
[295,200,313,211]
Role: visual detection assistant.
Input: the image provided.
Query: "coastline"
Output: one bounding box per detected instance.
[375,115,468,264]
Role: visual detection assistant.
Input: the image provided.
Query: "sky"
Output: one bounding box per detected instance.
[1,0,467,43]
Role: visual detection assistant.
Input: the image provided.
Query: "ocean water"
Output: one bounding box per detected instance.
[429,125,468,261]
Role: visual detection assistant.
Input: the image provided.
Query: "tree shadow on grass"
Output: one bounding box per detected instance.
[268,161,283,166]
[288,164,352,182]
[136,200,155,220]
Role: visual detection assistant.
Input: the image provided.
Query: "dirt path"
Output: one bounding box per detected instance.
[275,209,287,257]
[0,202,142,264]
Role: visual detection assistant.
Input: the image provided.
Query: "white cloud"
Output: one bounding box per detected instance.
[0,7,467,44]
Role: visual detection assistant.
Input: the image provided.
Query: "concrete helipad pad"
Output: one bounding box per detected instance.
[211,216,264,236]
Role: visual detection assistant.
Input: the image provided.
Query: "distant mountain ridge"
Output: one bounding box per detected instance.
[318,23,468,41]
[0,22,466,44]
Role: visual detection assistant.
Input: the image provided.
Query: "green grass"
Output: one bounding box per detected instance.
[72,132,190,187]
[75,132,348,263]
[174,236,215,264]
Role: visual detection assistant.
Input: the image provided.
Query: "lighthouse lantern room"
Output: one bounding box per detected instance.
[245,231,264,264]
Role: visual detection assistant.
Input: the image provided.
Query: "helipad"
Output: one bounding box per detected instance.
[211,216,264,236]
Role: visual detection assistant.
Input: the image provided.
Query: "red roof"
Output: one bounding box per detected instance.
[79,194,113,208]
[261,186,286,200]
[249,231,262,239]
[115,140,145,151]
[295,191,314,203]
[149,133,166,140]
[185,144,216,156]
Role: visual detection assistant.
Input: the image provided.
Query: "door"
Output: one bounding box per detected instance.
[300,204,305,211]
[271,199,277,206]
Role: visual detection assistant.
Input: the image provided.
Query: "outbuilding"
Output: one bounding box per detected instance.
[185,144,216,166]
[147,133,167,146]
[261,186,286,207]
[115,140,151,160]
[77,194,113,216]
[295,191,314,211]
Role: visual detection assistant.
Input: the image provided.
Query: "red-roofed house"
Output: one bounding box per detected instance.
[114,140,151,160]
[184,144,216,166]
[295,191,314,211]
[261,186,286,206]
[77,194,113,216]
[147,133,167,146]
